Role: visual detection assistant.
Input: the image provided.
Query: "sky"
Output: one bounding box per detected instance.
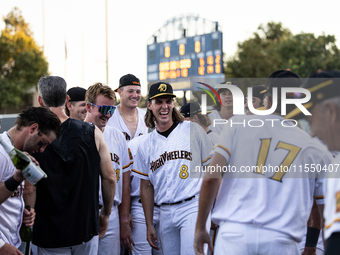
[1,0,340,96]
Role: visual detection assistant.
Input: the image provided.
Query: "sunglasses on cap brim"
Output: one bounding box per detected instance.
[89,102,116,115]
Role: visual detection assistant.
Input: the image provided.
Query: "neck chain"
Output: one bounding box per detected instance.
[7,132,14,146]
[119,106,137,123]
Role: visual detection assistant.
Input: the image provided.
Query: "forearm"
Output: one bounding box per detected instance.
[196,177,220,230]
[101,177,116,216]
[140,179,154,227]
[0,170,23,205]
[23,180,36,208]
[119,172,131,222]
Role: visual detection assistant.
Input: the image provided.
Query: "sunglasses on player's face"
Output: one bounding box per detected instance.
[88,102,116,115]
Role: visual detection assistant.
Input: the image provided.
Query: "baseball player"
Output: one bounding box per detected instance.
[285,70,340,255]
[132,82,213,255]
[194,70,334,255]
[84,83,133,255]
[106,74,149,254]
[128,135,163,255]
[180,102,219,146]
[244,85,266,115]
[208,81,236,135]
[65,87,87,121]
[107,74,147,141]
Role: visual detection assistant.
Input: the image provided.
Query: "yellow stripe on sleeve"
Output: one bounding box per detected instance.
[123,161,133,169]
[325,218,340,229]
[202,156,211,164]
[217,145,231,157]
[131,169,148,177]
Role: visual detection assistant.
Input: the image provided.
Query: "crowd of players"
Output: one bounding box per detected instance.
[0,69,340,255]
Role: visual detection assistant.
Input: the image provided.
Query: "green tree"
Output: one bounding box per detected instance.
[225,22,340,79]
[0,7,48,113]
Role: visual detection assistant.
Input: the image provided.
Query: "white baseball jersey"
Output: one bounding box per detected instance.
[131,121,213,205]
[107,106,148,141]
[207,130,219,146]
[208,110,225,135]
[0,132,24,247]
[211,115,333,242]
[128,135,148,199]
[324,154,340,240]
[99,126,133,206]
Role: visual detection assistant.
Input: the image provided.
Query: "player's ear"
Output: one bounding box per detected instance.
[86,102,92,112]
[147,101,152,110]
[29,123,39,135]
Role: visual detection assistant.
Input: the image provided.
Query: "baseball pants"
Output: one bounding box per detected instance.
[159,197,210,255]
[37,235,98,255]
[131,198,163,255]
[98,204,120,255]
[214,221,300,255]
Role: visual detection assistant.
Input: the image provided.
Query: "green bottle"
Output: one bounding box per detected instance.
[0,135,47,185]
[18,205,32,255]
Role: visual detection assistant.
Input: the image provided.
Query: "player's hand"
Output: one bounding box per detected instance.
[22,207,35,227]
[194,228,213,255]
[0,243,23,255]
[12,170,24,183]
[146,225,159,250]
[301,247,317,255]
[120,214,135,250]
[129,213,135,229]
[98,212,110,239]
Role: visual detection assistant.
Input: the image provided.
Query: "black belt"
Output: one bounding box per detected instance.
[99,204,102,209]
[138,199,160,208]
[160,195,196,206]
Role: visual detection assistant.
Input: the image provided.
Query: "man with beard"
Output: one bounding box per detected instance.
[0,106,60,255]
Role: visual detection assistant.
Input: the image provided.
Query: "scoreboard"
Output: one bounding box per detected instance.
[147,31,223,82]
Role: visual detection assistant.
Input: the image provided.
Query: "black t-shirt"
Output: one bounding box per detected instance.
[32,118,101,248]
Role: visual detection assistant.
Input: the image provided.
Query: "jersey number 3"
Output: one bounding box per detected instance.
[255,139,301,182]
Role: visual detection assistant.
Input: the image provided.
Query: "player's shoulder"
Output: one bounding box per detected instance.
[137,107,147,116]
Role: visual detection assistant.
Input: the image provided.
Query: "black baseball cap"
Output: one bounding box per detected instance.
[148,82,176,100]
[285,70,340,119]
[266,69,302,95]
[67,87,86,102]
[180,102,204,118]
[250,85,267,101]
[114,74,140,92]
[217,81,237,93]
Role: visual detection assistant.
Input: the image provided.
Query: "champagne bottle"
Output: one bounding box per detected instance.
[0,135,47,185]
[18,205,32,255]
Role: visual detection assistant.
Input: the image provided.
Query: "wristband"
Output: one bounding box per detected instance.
[0,238,5,249]
[305,227,320,247]
[4,176,21,192]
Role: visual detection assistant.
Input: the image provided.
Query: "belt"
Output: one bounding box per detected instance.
[138,199,160,208]
[160,195,196,206]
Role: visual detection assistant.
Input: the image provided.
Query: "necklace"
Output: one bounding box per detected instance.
[7,132,14,146]
[119,106,137,123]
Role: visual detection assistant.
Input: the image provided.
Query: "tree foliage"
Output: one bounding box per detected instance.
[0,7,48,112]
[225,22,340,79]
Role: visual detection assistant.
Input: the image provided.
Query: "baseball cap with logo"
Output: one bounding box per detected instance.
[148,82,176,100]
[285,70,340,119]
[180,102,210,118]
[67,87,87,102]
[114,74,140,92]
